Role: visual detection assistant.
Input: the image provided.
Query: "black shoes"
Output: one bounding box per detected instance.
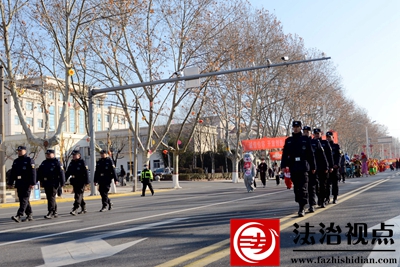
[152,191,154,196]
[141,195,145,197]
[44,212,53,219]
[78,209,87,214]
[99,206,107,212]
[11,215,21,223]
[108,203,113,210]
[298,205,305,217]
[23,215,34,222]
[53,212,58,218]
[333,196,337,204]
[308,206,315,213]
[70,210,77,216]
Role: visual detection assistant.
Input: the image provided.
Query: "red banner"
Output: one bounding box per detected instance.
[242,137,287,151]
[269,151,283,160]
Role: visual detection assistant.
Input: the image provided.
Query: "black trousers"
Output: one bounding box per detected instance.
[317,170,329,206]
[142,178,154,196]
[72,185,86,210]
[308,172,318,206]
[99,184,111,207]
[44,186,58,213]
[17,186,32,216]
[259,172,266,186]
[291,171,309,206]
[275,175,280,185]
[327,168,340,199]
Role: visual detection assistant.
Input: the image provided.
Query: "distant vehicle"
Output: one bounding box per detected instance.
[153,168,166,177]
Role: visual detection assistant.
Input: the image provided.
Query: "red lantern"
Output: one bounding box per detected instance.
[198,119,203,123]
[163,150,168,155]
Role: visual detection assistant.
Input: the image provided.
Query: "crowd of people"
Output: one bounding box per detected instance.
[6,146,155,223]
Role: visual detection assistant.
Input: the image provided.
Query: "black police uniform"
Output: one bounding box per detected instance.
[8,151,36,222]
[327,137,342,204]
[94,156,118,211]
[281,130,316,216]
[37,155,65,218]
[316,137,334,207]
[66,155,90,214]
[257,161,268,187]
[310,136,329,209]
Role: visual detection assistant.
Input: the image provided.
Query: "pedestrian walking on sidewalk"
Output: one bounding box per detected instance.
[141,164,154,196]
[94,150,118,212]
[7,146,37,223]
[37,149,65,219]
[66,150,90,215]
[257,158,268,187]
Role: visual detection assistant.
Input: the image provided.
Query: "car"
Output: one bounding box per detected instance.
[153,168,166,177]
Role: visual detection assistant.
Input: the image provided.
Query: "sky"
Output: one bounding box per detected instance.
[248,0,400,139]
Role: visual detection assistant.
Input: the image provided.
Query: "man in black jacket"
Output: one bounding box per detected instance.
[94,150,118,212]
[281,121,316,217]
[66,150,90,215]
[7,146,37,222]
[326,131,342,204]
[37,149,66,219]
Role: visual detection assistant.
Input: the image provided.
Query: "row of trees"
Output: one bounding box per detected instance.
[1,0,391,186]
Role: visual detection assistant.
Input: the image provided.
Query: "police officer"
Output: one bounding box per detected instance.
[7,146,36,223]
[94,150,117,212]
[326,131,342,204]
[37,149,65,219]
[66,150,89,215]
[141,164,154,196]
[302,126,322,213]
[308,128,330,210]
[257,158,268,187]
[313,128,334,208]
[281,121,316,217]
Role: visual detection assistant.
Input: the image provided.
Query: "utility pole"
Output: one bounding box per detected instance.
[0,66,6,203]
[133,98,138,192]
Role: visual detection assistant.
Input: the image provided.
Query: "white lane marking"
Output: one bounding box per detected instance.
[36,218,185,267]
[363,215,400,267]
[0,220,79,234]
[0,190,286,247]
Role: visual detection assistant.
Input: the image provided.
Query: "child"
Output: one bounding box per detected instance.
[283,167,293,189]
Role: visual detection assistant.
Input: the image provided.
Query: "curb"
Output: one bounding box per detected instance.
[0,188,173,209]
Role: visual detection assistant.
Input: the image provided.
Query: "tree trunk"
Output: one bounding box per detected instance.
[172,152,181,189]
[231,157,239,183]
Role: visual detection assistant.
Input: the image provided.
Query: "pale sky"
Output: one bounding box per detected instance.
[248,0,400,139]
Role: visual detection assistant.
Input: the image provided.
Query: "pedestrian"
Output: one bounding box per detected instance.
[312,128,334,208]
[119,165,126,186]
[7,146,37,223]
[257,158,268,187]
[243,153,256,192]
[308,128,329,211]
[94,150,118,212]
[66,150,90,215]
[281,121,316,217]
[326,131,342,204]
[141,164,154,196]
[360,152,368,177]
[273,162,281,186]
[37,149,65,219]
[339,152,346,183]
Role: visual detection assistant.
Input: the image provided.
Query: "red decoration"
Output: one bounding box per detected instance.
[163,150,168,155]
[198,119,203,123]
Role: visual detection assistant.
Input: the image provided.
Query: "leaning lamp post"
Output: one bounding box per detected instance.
[87,56,331,191]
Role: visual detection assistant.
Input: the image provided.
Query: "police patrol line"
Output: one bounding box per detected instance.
[7,147,154,223]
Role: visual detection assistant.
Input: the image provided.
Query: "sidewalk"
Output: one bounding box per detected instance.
[0,180,173,208]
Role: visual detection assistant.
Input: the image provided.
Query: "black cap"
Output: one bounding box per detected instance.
[100,149,107,154]
[17,145,26,151]
[292,121,302,127]
[326,131,334,137]
[302,125,311,131]
[313,128,321,134]
[45,149,55,154]
[72,150,80,155]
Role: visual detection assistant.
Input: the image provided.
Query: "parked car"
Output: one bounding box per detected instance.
[153,168,166,177]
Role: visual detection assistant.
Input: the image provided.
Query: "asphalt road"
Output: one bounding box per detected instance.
[0,171,399,267]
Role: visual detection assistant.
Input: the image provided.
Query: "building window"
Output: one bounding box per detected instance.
[79,110,85,133]
[26,117,33,127]
[114,115,118,123]
[97,113,102,131]
[26,101,33,111]
[96,99,101,108]
[37,104,44,113]
[48,91,54,99]
[105,114,110,123]
[69,109,75,133]
[38,119,44,128]
[121,116,125,124]
[153,160,161,169]
[14,115,21,125]
[49,106,55,131]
